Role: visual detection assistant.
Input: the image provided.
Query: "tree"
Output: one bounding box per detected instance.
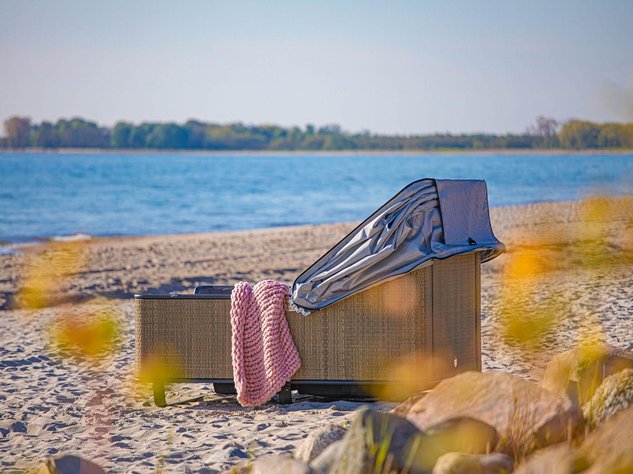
[623,124,633,148]
[111,122,134,148]
[145,123,188,149]
[527,116,559,148]
[56,118,109,148]
[128,123,155,148]
[184,120,206,149]
[4,116,31,148]
[2,114,632,151]
[597,124,623,148]
[31,121,59,148]
[558,120,601,149]
[318,124,342,135]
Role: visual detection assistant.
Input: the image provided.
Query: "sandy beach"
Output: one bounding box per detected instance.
[1,199,632,472]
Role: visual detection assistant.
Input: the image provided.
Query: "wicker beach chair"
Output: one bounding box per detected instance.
[135,179,504,406]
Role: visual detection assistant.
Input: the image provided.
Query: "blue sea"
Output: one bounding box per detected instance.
[1,151,632,244]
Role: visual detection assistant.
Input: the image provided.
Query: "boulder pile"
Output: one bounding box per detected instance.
[226,343,633,474]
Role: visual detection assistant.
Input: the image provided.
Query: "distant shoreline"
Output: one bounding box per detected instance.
[0,197,626,248]
[2,148,633,156]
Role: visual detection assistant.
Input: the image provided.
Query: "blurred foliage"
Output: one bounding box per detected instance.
[372,352,437,401]
[18,243,86,309]
[134,344,184,401]
[50,305,121,361]
[559,120,633,149]
[3,115,633,151]
[3,116,31,147]
[498,243,561,346]
[17,242,122,364]
[136,345,183,386]
[498,195,633,349]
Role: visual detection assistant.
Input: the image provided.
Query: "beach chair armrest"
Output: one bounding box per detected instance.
[194,285,234,296]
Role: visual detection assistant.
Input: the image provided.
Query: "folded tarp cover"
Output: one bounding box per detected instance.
[291,178,505,312]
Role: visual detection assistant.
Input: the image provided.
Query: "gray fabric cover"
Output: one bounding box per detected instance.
[291,178,504,312]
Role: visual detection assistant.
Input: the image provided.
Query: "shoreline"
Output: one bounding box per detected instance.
[2,148,633,156]
[2,196,631,248]
[2,198,632,310]
[0,221,358,248]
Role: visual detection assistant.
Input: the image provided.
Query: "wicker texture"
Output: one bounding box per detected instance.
[289,264,433,381]
[135,297,234,378]
[431,253,480,378]
[135,253,480,385]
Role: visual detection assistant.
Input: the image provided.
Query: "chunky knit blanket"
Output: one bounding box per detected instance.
[230,280,301,406]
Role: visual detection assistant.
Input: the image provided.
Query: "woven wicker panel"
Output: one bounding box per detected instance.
[289,267,433,381]
[431,253,480,378]
[135,298,233,379]
[135,254,480,383]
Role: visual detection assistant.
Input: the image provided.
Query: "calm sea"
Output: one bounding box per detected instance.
[1,151,632,244]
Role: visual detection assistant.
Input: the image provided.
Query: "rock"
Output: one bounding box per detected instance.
[224,454,311,474]
[310,440,344,474]
[396,371,577,456]
[415,417,498,470]
[542,344,633,406]
[432,452,514,474]
[330,409,496,474]
[513,444,583,474]
[582,368,633,428]
[516,405,633,473]
[329,408,423,474]
[579,405,633,473]
[392,391,429,417]
[295,422,347,464]
[479,453,514,473]
[433,453,483,474]
[38,455,106,474]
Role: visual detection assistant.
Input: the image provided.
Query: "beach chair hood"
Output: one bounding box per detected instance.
[290,178,505,312]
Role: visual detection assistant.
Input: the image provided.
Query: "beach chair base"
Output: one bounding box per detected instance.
[277,383,293,404]
[213,381,294,404]
[151,379,441,406]
[152,380,295,406]
[213,382,237,395]
[152,381,205,407]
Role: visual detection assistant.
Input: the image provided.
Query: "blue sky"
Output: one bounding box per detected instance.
[1,0,632,134]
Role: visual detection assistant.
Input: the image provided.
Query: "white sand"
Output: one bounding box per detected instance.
[1,200,632,472]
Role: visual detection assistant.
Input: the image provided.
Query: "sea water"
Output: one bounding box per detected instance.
[1,151,632,243]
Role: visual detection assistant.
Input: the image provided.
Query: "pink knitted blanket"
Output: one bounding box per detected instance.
[230,280,301,406]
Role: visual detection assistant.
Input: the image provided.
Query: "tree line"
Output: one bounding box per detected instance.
[1,115,632,151]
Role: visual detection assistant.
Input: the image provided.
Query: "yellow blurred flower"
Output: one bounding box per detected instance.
[498,242,561,347]
[134,344,184,400]
[372,352,436,401]
[50,305,120,361]
[17,242,86,309]
[496,194,633,348]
